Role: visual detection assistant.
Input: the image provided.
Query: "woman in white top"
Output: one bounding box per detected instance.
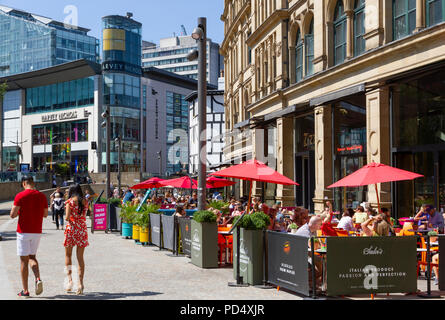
[337,208,355,232]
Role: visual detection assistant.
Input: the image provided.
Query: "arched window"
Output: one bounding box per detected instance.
[305,19,314,76]
[295,29,303,82]
[393,0,416,40]
[354,0,366,56]
[334,1,347,65]
[426,0,445,27]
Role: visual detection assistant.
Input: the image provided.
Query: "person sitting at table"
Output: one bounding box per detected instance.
[432,253,439,286]
[352,206,368,225]
[361,213,390,237]
[425,206,444,231]
[174,205,187,218]
[295,216,324,289]
[231,204,245,217]
[320,201,338,237]
[298,208,310,227]
[414,204,430,229]
[337,208,355,232]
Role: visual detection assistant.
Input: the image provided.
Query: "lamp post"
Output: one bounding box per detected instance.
[115,136,122,198]
[187,17,207,211]
[101,108,111,199]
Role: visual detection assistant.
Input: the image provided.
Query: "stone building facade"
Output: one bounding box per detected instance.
[220,0,445,217]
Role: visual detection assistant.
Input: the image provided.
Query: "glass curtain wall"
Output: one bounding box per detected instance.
[102,15,142,173]
[392,68,445,217]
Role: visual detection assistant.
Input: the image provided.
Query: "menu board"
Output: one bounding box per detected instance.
[93,204,108,232]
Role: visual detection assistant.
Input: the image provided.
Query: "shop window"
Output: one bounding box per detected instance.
[392,69,445,148]
[305,19,314,76]
[426,0,445,27]
[333,101,367,211]
[334,1,347,66]
[295,29,303,83]
[393,0,416,40]
[354,0,366,56]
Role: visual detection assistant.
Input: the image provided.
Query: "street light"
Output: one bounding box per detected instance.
[187,18,207,211]
[115,136,122,198]
[102,108,111,199]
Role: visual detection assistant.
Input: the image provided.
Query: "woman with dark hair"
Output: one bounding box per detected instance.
[64,184,89,295]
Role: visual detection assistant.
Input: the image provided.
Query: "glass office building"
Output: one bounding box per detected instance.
[0,5,99,77]
[166,91,189,174]
[102,14,142,172]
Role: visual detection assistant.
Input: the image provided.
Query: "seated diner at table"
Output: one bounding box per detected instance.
[337,208,355,232]
[352,206,368,224]
[361,213,390,237]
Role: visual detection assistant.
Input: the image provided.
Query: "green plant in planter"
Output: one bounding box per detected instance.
[119,203,138,224]
[135,210,150,229]
[233,211,270,230]
[193,210,217,223]
[207,200,230,214]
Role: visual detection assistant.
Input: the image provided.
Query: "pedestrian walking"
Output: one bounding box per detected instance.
[9,175,48,298]
[64,184,89,295]
[52,189,65,230]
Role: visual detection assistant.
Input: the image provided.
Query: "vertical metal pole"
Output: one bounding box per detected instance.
[197,17,207,211]
[106,105,111,200]
[426,235,431,295]
[311,237,317,299]
[117,137,121,197]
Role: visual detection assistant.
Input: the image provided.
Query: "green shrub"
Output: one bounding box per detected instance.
[193,210,217,223]
[233,211,271,231]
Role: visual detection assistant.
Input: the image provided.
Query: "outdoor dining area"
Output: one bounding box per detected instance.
[93,159,444,299]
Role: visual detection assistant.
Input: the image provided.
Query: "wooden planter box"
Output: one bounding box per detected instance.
[233,228,264,286]
[191,220,218,269]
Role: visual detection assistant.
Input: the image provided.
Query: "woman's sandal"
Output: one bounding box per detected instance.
[65,280,73,293]
[76,286,84,295]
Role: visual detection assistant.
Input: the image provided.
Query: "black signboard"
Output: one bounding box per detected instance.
[150,213,162,248]
[161,215,176,251]
[326,237,417,296]
[267,231,310,296]
[439,236,445,291]
[178,218,191,257]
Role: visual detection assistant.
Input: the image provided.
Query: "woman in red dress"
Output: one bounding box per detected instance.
[64,184,89,295]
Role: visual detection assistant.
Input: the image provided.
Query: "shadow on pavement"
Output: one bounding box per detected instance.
[41,291,163,300]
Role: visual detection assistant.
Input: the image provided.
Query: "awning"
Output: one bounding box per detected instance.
[309,84,365,107]
[0,59,102,91]
[233,115,265,129]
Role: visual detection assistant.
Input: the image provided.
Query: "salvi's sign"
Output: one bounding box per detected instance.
[326,237,417,296]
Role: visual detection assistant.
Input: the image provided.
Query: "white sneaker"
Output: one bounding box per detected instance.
[35,279,43,296]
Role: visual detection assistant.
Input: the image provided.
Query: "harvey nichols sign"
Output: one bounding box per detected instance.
[42,111,78,123]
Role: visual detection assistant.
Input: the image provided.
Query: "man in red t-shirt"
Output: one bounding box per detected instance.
[10,176,48,298]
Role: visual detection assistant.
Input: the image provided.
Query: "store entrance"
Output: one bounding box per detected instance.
[393,149,445,218]
[295,151,315,212]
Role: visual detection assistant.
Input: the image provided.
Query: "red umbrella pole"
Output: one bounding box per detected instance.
[247,180,252,215]
[375,184,381,214]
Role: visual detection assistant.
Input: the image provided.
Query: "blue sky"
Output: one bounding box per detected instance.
[1,0,225,44]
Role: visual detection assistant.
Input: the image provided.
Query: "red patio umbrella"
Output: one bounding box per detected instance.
[327,161,424,213]
[210,159,299,214]
[206,176,237,189]
[159,176,198,189]
[131,177,165,190]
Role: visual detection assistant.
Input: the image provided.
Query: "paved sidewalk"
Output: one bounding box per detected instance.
[0,201,443,300]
